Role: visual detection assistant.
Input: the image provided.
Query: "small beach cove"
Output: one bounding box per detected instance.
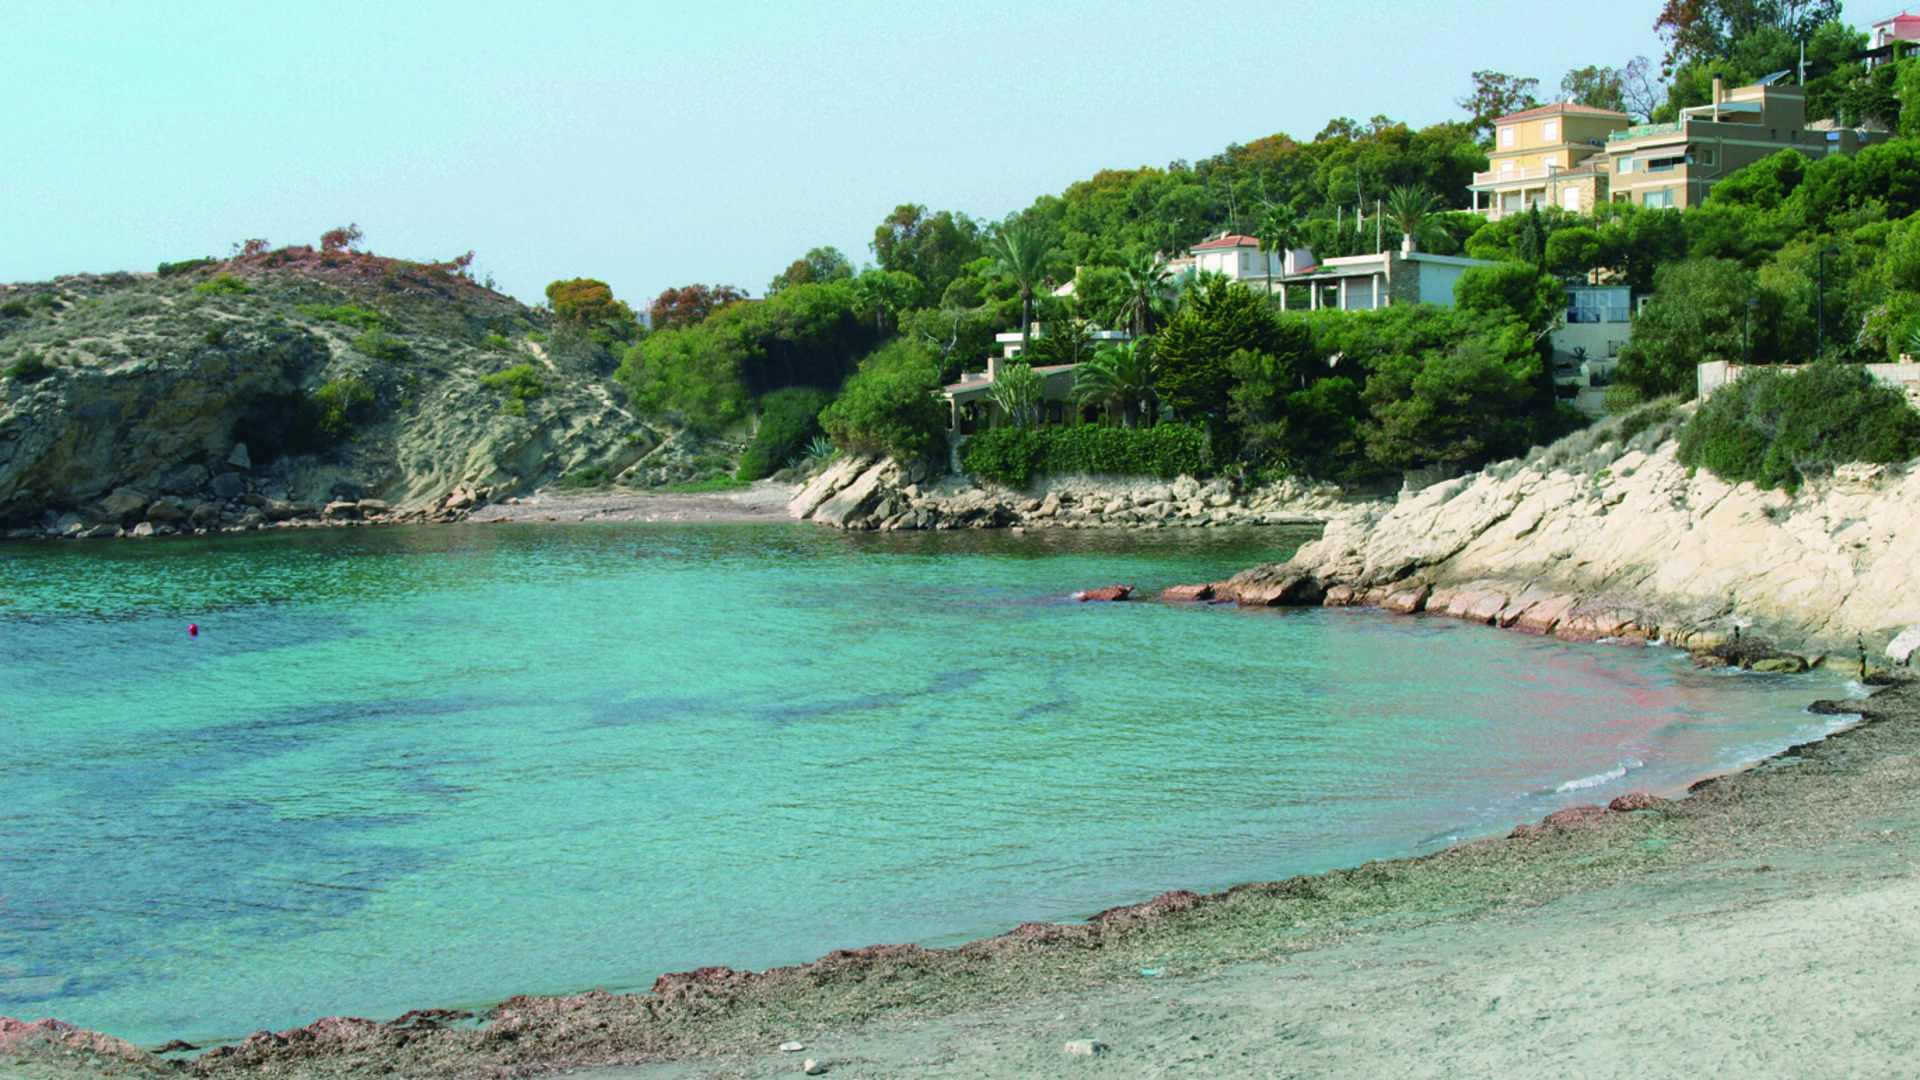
[2,520,1910,1078]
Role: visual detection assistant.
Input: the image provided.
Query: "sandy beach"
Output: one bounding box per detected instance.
[463,482,799,525]
[8,676,1917,1079]
[570,677,1920,1080]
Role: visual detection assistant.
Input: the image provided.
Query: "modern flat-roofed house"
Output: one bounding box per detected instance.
[1470,102,1633,219]
[1269,250,1498,311]
[1607,75,1881,210]
[1186,232,1496,311]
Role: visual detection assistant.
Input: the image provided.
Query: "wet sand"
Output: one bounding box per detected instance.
[8,678,1917,1079]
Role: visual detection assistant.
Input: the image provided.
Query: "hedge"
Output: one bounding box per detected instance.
[959,425,1209,487]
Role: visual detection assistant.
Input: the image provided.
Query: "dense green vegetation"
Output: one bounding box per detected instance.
[583,2,1920,491]
[959,425,1210,488]
[14,2,1919,497]
[1678,363,1920,490]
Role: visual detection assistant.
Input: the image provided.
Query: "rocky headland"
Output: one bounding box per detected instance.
[0,258,741,541]
[1206,412,1920,668]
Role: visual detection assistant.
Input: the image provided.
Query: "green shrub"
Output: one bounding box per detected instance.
[4,349,56,384]
[960,425,1211,487]
[555,465,613,489]
[738,386,832,480]
[0,299,29,319]
[312,376,375,439]
[1678,364,1920,491]
[157,257,217,278]
[479,363,544,401]
[819,346,948,462]
[298,302,384,331]
[483,332,511,350]
[353,330,412,362]
[194,273,252,295]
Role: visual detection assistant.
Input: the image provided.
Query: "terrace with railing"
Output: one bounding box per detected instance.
[1611,122,1683,141]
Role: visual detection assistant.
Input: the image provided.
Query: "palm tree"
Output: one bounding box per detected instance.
[1385,185,1447,254]
[1256,206,1302,297]
[1113,251,1175,339]
[985,222,1054,354]
[1074,341,1160,429]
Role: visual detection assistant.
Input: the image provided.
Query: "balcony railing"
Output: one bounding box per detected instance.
[1611,121,1683,141]
[1472,163,1558,186]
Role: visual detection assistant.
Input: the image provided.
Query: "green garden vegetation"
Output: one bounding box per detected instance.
[1678,364,1920,491]
[960,425,1209,488]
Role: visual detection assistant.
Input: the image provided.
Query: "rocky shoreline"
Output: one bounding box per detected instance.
[1199,433,1920,672]
[786,454,1355,532]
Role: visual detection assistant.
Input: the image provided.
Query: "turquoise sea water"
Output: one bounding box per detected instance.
[0,522,1851,1047]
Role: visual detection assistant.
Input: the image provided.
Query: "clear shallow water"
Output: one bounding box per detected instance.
[0,523,1850,1046]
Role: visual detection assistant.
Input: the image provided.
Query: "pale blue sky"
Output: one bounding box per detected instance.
[0,2,1844,307]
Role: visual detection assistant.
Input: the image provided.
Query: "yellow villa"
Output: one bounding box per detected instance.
[1470,102,1633,220]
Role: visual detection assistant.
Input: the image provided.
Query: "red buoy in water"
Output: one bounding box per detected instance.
[189,624,199,637]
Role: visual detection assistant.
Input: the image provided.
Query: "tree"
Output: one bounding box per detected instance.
[1384,185,1447,253]
[1458,70,1541,144]
[1559,66,1627,113]
[1654,0,1842,72]
[1112,251,1176,338]
[850,269,921,335]
[1156,278,1286,429]
[870,205,983,301]
[1620,56,1664,121]
[1455,262,1566,335]
[819,341,950,461]
[1074,341,1160,428]
[1357,310,1541,469]
[766,246,853,297]
[1256,205,1302,295]
[984,221,1056,354]
[1610,257,1792,403]
[319,224,363,253]
[649,284,747,331]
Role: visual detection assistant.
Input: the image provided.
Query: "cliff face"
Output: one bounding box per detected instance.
[1218,421,1920,662]
[0,262,661,537]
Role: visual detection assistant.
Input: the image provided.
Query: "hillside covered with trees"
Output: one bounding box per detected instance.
[8,0,1920,532]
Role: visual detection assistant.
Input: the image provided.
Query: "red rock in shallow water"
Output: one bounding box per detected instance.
[1159,583,1214,602]
[1075,585,1133,602]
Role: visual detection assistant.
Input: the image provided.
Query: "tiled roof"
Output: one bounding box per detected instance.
[1494,101,1632,124]
[1191,234,1262,250]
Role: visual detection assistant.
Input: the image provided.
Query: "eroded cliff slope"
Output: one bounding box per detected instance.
[0,255,669,536]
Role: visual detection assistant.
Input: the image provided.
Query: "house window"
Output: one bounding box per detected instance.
[1564,187,1582,212]
[1618,155,1634,173]
[1645,188,1675,208]
[1542,118,1559,141]
[1700,148,1715,166]
[1500,126,1516,147]
[1500,159,1515,174]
